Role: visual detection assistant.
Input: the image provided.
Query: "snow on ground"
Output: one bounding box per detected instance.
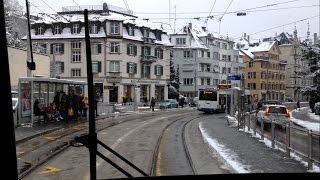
[290,117,320,132]
[308,112,320,122]
[199,123,250,173]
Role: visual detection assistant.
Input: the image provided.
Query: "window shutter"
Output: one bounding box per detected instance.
[50,44,53,54]
[98,44,101,54]
[61,62,65,73]
[134,46,137,56]
[61,43,64,54]
[127,44,130,55]
[98,61,101,72]
[154,65,157,75]
[161,66,163,75]
[141,47,144,56]
[160,49,163,59]
[134,63,137,73]
[147,66,150,78]
[127,62,130,73]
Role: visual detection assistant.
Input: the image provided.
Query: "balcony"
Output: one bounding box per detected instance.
[254,56,269,61]
[279,60,288,64]
[142,37,155,44]
[141,55,156,63]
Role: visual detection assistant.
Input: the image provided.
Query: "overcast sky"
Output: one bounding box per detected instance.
[18,0,320,41]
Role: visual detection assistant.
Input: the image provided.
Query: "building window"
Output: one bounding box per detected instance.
[216,41,221,48]
[143,28,149,37]
[228,68,231,73]
[201,51,205,57]
[207,52,210,58]
[111,22,119,34]
[234,55,239,62]
[91,43,102,55]
[222,55,227,61]
[154,65,163,76]
[110,42,120,53]
[37,26,44,35]
[110,61,120,72]
[183,78,193,85]
[201,78,205,85]
[55,61,64,74]
[54,24,61,34]
[71,69,81,77]
[72,51,81,62]
[213,52,219,59]
[72,24,80,34]
[155,48,163,59]
[92,61,101,73]
[228,55,231,62]
[128,26,134,36]
[222,43,227,49]
[249,62,253,67]
[127,62,137,74]
[142,46,151,56]
[91,24,98,34]
[222,67,226,73]
[71,41,81,62]
[207,78,210,85]
[127,44,137,56]
[50,43,64,54]
[176,38,186,45]
[183,51,193,58]
[141,64,151,78]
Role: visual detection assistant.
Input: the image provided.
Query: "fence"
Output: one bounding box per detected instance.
[235,105,320,171]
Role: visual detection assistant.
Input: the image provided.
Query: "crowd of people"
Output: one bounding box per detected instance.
[33,91,100,124]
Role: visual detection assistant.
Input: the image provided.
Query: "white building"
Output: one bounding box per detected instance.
[24,4,172,104]
[170,23,244,99]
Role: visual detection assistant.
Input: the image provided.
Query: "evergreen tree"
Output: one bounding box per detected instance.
[168,50,179,99]
[300,42,320,112]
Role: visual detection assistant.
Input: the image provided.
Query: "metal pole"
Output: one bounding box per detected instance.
[194,49,197,98]
[271,119,275,148]
[84,9,97,180]
[307,130,313,170]
[261,120,264,140]
[25,0,35,76]
[286,123,290,157]
[52,45,56,78]
[0,1,18,178]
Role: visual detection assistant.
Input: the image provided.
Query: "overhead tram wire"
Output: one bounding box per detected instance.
[29,2,58,21]
[38,0,71,22]
[218,0,234,34]
[72,0,83,10]
[234,14,320,40]
[205,0,217,27]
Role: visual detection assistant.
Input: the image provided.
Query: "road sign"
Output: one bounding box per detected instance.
[227,74,241,80]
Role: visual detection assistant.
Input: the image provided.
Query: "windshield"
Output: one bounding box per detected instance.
[3,0,320,179]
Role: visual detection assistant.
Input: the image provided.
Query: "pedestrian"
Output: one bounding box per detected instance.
[150,97,155,111]
[297,100,300,110]
[94,92,100,117]
[82,97,89,119]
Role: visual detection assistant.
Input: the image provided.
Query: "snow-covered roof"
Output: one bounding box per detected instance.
[240,49,254,59]
[248,41,275,52]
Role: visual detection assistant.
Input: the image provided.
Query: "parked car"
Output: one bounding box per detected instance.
[159,99,179,109]
[314,102,320,115]
[256,104,291,128]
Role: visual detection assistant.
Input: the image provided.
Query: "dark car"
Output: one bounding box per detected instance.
[159,99,179,109]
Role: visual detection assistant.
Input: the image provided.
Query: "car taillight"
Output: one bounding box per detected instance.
[286,108,290,118]
[264,107,269,116]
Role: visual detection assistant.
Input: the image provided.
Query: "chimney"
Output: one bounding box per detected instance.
[244,33,246,39]
[201,26,206,32]
[188,23,192,31]
[314,33,318,44]
[248,35,250,43]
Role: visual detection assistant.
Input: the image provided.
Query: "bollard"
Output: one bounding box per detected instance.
[271,119,275,149]
[261,119,264,140]
[253,115,257,136]
[248,112,251,132]
[307,130,313,170]
[286,123,290,157]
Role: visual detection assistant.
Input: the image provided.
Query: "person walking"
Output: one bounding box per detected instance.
[150,97,155,111]
[82,97,89,119]
[94,92,100,117]
[296,100,300,110]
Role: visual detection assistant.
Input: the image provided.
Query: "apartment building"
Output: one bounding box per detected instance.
[25,4,172,104]
[170,23,243,99]
[238,39,286,102]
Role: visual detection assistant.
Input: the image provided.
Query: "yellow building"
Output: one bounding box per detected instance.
[241,41,286,102]
[8,46,50,90]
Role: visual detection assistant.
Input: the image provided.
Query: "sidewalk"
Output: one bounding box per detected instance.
[291,107,320,132]
[200,113,319,173]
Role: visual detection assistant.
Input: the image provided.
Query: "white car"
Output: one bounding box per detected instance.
[256,104,291,128]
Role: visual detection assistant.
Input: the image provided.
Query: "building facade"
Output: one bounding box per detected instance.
[25,4,172,104]
[170,24,243,100]
[239,40,286,102]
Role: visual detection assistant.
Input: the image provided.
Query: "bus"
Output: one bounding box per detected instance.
[197,88,225,113]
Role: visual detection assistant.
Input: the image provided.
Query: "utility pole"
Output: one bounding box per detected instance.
[26,0,35,76]
[266,61,269,101]
[52,44,56,78]
[194,49,197,98]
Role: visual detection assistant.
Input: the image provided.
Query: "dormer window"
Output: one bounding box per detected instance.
[91,23,98,34]
[128,26,134,36]
[38,26,43,35]
[72,23,80,34]
[54,24,61,34]
[110,22,119,34]
[144,28,149,37]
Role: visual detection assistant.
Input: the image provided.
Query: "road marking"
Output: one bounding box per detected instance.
[38,166,61,174]
[82,117,165,180]
[16,151,25,155]
[73,127,86,131]
[45,136,61,141]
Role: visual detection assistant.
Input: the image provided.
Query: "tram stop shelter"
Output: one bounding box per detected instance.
[18,77,87,126]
